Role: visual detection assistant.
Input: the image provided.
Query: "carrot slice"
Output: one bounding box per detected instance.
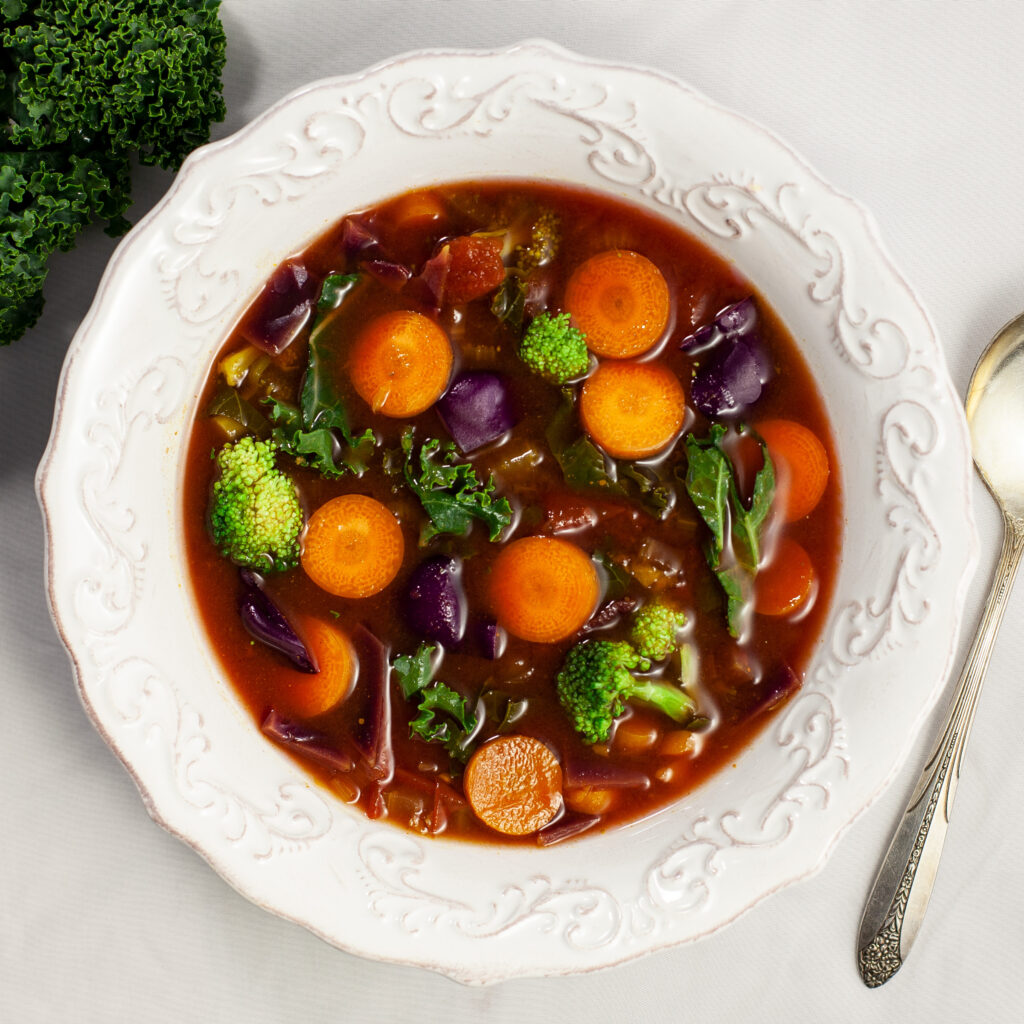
[445,235,506,304]
[755,537,817,616]
[302,494,404,598]
[390,189,447,231]
[279,618,356,718]
[349,310,453,417]
[756,419,830,522]
[579,360,685,459]
[564,249,670,358]
[489,536,600,643]
[464,735,563,836]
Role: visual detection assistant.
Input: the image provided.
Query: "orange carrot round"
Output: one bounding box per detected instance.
[489,536,600,643]
[349,310,453,417]
[390,189,447,231]
[464,735,563,836]
[755,537,817,616]
[756,419,830,522]
[579,360,685,459]
[302,494,404,598]
[279,618,356,718]
[564,249,670,358]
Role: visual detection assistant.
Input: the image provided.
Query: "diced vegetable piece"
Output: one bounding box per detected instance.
[238,570,315,672]
[219,345,262,387]
[489,537,600,643]
[464,735,563,836]
[755,419,830,521]
[350,310,453,417]
[445,235,506,304]
[239,260,317,354]
[581,598,638,635]
[754,537,817,616]
[579,361,685,459]
[436,371,517,453]
[614,717,661,753]
[302,494,404,598]
[206,387,270,439]
[404,555,466,648]
[564,249,670,358]
[339,216,379,258]
[565,786,615,815]
[561,753,650,790]
[391,190,447,230]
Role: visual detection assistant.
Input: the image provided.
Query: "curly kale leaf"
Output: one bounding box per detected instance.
[408,682,478,763]
[400,430,513,544]
[2,1,227,169]
[0,1,227,344]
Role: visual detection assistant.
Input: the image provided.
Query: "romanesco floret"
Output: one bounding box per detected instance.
[208,437,303,572]
[630,601,688,661]
[556,639,695,745]
[519,312,589,384]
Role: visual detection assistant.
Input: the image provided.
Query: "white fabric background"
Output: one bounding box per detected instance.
[3,1,1023,1020]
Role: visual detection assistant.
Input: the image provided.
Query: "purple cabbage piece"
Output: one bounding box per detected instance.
[562,754,651,791]
[261,710,354,773]
[361,258,413,291]
[684,297,772,417]
[414,245,451,310]
[339,216,379,258]
[240,261,317,355]
[404,555,466,648]
[436,372,518,454]
[538,812,600,846]
[579,598,638,636]
[351,624,394,782]
[238,571,316,672]
[748,663,799,718]
[478,619,505,660]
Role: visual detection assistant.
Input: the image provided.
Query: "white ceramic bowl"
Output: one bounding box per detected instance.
[38,40,977,983]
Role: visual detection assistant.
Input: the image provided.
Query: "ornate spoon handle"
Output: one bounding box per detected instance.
[857,510,1024,987]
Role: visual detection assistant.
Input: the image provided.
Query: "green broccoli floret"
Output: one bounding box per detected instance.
[556,639,696,745]
[1,0,227,344]
[515,209,560,270]
[519,312,589,384]
[630,600,688,661]
[208,437,303,573]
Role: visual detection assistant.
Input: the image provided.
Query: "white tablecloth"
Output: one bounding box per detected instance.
[4,2,1023,1020]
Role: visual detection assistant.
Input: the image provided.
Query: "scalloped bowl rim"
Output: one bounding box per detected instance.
[37,40,977,983]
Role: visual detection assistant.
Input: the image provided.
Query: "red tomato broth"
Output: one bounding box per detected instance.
[183,181,842,844]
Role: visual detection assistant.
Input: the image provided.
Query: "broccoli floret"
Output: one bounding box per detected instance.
[630,601,688,661]
[556,639,695,745]
[1,1,227,344]
[208,437,303,572]
[519,312,589,384]
[515,209,560,270]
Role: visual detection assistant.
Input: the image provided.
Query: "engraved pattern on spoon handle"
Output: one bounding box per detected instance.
[857,511,1024,988]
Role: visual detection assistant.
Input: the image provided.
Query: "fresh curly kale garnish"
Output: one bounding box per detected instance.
[0,1,227,344]
[408,682,478,763]
[400,429,513,544]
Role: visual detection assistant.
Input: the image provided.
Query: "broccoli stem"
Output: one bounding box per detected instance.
[626,680,696,725]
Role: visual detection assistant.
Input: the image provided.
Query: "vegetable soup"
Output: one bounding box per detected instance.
[183,182,841,844]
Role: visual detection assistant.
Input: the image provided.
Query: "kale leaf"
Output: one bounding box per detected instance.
[267,273,376,476]
[683,425,775,636]
[400,430,513,544]
[1,1,227,344]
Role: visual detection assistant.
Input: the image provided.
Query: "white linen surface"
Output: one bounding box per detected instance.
[3,2,1023,1020]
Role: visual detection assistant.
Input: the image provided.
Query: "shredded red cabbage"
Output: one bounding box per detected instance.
[238,570,316,672]
[436,372,517,453]
[238,261,317,354]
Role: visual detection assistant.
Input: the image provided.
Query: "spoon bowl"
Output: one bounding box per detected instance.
[967,311,1024,518]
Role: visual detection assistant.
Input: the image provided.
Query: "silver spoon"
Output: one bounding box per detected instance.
[857,311,1024,987]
